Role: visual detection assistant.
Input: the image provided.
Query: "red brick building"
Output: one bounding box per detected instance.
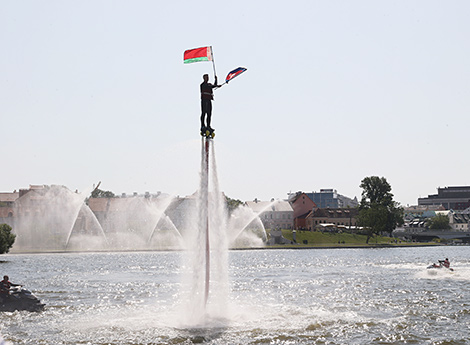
[289,193,317,230]
[306,208,359,231]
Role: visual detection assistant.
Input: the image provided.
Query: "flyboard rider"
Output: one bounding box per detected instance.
[200,74,222,133]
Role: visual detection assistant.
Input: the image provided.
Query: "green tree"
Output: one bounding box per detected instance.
[357,176,404,243]
[225,196,244,215]
[91,188,116,198]
[0,224,16,254]
[427,214,451,230]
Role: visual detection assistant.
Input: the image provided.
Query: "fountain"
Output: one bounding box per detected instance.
[89,194,184,251]
[11,185,105,252]
[228,207,267,248]
[9,184,267,253]
[9,186,191,252]
[9,146,266,254]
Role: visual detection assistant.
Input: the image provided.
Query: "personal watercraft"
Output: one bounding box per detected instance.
[0,286,45,312]
[427,262,454,272]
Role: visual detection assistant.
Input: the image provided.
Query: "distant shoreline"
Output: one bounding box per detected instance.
[5,243,453,255]
[233,243,448,250]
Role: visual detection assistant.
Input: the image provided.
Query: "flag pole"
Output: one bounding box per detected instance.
[210,46,217,78]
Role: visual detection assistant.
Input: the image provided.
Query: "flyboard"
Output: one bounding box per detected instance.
[200,126,215,139]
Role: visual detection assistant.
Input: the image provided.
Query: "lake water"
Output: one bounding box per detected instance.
[1,246,470,344]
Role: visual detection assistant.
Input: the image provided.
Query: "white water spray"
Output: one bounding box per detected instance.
[181,138,229,325]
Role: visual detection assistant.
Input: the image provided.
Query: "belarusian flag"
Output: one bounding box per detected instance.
[183,46,213,64]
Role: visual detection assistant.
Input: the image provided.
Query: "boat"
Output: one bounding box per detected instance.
[0,286,45,312]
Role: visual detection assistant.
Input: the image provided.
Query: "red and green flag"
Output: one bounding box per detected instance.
[183,46,213,64]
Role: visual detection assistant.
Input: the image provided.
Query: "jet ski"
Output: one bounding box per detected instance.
[427,261,454,272]
[0,286,45,312]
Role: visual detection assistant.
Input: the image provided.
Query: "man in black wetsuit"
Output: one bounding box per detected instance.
[200,74,221,132]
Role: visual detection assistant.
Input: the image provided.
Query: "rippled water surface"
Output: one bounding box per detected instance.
[1,246,470,344]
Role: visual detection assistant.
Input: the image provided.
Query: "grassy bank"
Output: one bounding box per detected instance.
[264,229,440,248]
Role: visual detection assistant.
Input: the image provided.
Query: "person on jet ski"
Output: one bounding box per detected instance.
[439,258,450,268]
[0,275,20,303]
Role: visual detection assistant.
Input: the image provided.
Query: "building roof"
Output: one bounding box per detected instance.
[288,192,314,204]
[295,211,311,220]
[310,208,359,218]
[0,192,19,203]
[404,205,446,212]
[452,213,470,224]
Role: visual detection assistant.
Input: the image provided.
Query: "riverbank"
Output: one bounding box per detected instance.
[5,243,447,254]
[260,229,445,250]
[253,242,445,250]
[5,230,449,254]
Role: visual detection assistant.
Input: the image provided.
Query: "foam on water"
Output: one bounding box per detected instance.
[415,265,470,281]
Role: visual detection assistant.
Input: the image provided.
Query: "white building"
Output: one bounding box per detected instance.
[245,199,294,229]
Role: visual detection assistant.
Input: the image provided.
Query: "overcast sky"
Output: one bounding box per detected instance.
[1,1,469,206]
